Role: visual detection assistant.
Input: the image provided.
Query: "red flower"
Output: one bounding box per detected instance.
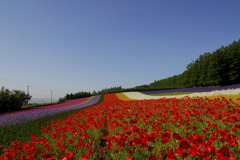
[61,134,67,142]
[226,134,238,146]
[157,148,162,153]
[126,155,133,160]
[81,153,88,160]
[180,151,189,158]
[99,147,104,155]
[42,153,54,160]
[37,149,44,154]
[127,149,134,153]
[148,146,153,152]
[177,124,182,128]
[212,123,217,128]
[114,150,119,154]
[231,124,240,131]
[46,146,52,150]
[217,146,235,160]
[192,126,197,130]
[188,144,199,156]
[87,149,94,156]
[67,139,73,144]
[172,133,181,140]
[148,156,159,160]
[161,132,171,144]
[166,149,177,160]
[117,141,124,148]
[56,140,61,147]
[67,151,74,159]
[179,139,190,150]
[60,145,67,153]
[26,154,35,160]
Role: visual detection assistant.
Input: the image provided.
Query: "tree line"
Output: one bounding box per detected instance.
[59,86,123,102]
[147,39,240,90]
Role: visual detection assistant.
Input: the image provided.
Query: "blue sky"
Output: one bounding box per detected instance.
[1,0,240,101]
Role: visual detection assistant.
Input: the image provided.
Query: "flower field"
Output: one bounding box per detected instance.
[0,96,101,127]
[124,88,240,101]
[1,90,240,159]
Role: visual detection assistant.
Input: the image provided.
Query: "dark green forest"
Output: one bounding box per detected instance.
[60,39,240,100]
[58,91,91,103]
[147,39,240,90]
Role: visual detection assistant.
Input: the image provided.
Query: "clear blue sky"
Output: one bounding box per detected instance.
[1,0,240,101]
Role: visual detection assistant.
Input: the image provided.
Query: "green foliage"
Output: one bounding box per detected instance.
[58,91,91,102]
[21,102,59,110]
[93,86,123,95]
[0,87,31,113]
[147,39,240,90]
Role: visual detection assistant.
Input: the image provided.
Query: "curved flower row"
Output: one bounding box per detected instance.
[115,93,137,101]
[141,84,240,94]
[0,97,92,117]
[0,96,101,127]
[123,88,240,101]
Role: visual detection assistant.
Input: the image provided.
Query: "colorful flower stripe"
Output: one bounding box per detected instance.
[206,94,240,104]
[1,93,240,159]
[115,93,137,101]
[0,97,92,117]
[123,88,240,100]
[141,84,240,94]
[0,96,101,127]
[117,92,240,103]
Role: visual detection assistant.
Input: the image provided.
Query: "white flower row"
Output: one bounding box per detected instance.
[123,88,240,100]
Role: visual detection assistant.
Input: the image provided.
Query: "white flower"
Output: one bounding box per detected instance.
[123,88,240,100]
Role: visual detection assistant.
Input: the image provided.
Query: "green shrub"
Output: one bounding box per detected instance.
[0,87,31,113]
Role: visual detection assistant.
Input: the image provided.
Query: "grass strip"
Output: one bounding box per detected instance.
[21,101,59,110]
[0,95,104,149]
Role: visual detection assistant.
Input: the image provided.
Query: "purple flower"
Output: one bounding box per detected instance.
[141,84,240,94]
[0,95,101,127]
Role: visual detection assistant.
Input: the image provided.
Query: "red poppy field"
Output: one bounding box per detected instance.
[1,93,240,160]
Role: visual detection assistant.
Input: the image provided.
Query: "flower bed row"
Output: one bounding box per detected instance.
[0,96,101,127]
[0,97,92,117]
[123,88,240,102]
[116,93,137,101]
[141,84,240,94]
[1,93,239,159]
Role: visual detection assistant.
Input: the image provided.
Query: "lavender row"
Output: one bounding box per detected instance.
[141,84,240,94]
[0,97,90,116]
[0,95,101,127]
